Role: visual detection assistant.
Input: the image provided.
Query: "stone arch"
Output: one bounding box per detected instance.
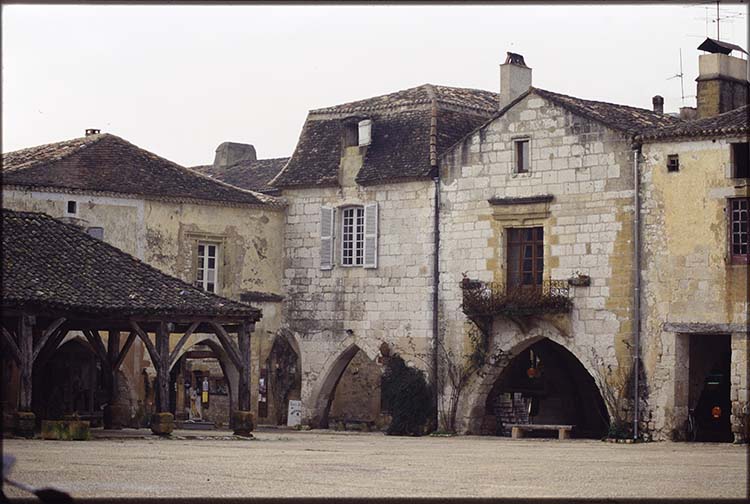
[307,342,363,428]
[456,317,609,434]
[168,334,238,422]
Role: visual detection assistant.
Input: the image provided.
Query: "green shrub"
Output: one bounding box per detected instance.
[381,354,432,436]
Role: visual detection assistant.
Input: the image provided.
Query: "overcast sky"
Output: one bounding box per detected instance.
[2,3,748,167]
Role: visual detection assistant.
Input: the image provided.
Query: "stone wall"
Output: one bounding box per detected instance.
[640,138,749,442]
[438,93,637,433]
[281,177,436,425]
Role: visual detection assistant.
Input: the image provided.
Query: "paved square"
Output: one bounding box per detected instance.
[3,429,747,499]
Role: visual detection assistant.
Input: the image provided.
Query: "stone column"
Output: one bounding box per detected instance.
[730,332,748,444]
[233,321,255,437]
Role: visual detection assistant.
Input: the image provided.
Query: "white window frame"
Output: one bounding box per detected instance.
[341,206,365,267]
[196,242,219,293]
[65,200,78,216]
[513,137,531,174]
[358,119,372,146]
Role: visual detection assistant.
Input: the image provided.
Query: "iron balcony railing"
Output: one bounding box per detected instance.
[460,278,572,317]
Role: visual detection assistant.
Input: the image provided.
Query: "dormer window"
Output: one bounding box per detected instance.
[358,120,372,146]
[342,119,372,148]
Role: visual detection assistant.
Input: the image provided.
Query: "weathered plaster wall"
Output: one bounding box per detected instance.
[439,94,637,433]
[641,138,749,441]
[281,174,436,425]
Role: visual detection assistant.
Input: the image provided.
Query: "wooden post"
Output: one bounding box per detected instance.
[16,314,36,437]
[104,329,120,429]
[18,314,34,411]
[233,321,255,436]
[155,322,170,413]
[237,322,252,411]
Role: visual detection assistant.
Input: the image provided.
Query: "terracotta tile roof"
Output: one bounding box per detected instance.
[531,88,683,135]
[191,157,289,195]
[637,105,749,141]
[272,84,498,188]
[2,134,281,208]
[1,209,261,319]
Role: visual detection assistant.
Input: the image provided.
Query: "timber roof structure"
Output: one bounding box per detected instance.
[192,157,289,195]
[638,105,750,141]
[1,209,261,320]
[1,134,281,208]
[271,84,499,187]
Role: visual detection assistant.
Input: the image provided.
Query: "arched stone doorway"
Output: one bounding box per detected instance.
[262,334,301,426]
[169,337,236,428]
[32,338,106,425]
[308,344,382,429]
[481,338,609,438]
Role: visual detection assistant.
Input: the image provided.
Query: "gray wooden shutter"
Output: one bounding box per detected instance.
[363,203,378,269]
[320,206,334,270]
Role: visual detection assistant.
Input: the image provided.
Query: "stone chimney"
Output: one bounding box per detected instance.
[213,142,257,169]
[695,39,749,118]
[679,107,698,121]
[652,95,664,114]
[500,52,532,110]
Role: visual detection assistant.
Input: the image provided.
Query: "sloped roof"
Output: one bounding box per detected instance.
[1,209,261,319]
[272,84,498,188]
[531,88,683,135]
[2,134,281,207]
[192,157,289,195]
[638,105,749,141]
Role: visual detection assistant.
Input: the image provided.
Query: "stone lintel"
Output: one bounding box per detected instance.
[662,322,748,334]
[488,195,553,225]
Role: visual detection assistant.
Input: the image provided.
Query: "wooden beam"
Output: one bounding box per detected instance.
[208,321,242,371]
[113,331,137,371]
[83,330,110,365]
[168,321,200,369]
[34,328,68,369]
[32,317,66,363]
[130,321,160,368]
[1,326,21,364]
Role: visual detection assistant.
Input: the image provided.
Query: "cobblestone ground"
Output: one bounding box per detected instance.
[3,429,747,499]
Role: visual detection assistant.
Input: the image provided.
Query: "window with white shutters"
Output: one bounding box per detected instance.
[196,242,219,293]
[363,203,378,268]
[320,206,335,270]
[341,206,365,266]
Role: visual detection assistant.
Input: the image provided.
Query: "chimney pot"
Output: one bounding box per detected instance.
[85,129,101,136]
[652,95,664,114]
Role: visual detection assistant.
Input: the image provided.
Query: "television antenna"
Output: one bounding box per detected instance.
[667,49,687,107]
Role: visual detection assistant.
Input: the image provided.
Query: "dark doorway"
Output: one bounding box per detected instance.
[689,334,732,442]
[32,339,106,425]
[263,336,301,426]
[483,338,609,438]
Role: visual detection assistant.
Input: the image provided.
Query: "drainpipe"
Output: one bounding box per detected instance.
[432,174,441,430]
[632,147,642,440]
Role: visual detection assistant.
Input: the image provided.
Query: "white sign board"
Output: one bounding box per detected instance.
[287,400,302,427]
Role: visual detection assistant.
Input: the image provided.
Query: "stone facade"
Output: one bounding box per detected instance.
[438,92,638,434]
[281,175,436,426]
[640,137,749,442]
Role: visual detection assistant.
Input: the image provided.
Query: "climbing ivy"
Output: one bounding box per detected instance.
[381,352,432,436]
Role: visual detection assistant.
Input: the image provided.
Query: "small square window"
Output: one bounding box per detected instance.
[732,143,749,178]
[514,139,530,174]
[667,154,680,172]
[66,201,77,215]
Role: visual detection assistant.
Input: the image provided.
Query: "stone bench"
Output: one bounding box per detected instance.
[507,423,574,440]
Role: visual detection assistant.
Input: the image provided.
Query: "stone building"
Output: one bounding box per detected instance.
[1,132,285,428]
[269,84,500,427]
[638,103,749,442]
